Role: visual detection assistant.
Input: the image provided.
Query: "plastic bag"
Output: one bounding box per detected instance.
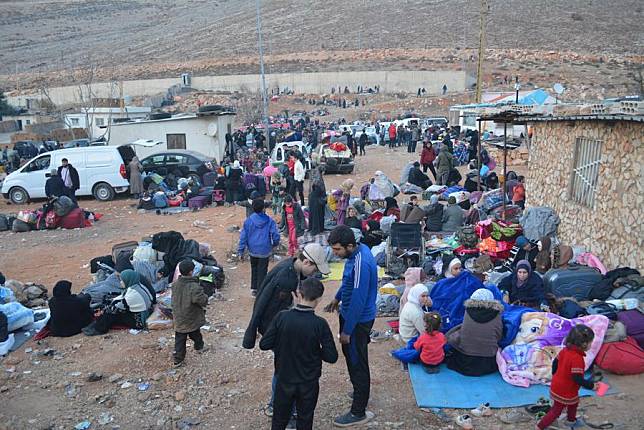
[132,242,156,263]
[146,306,173,330]
[0,302,35,332]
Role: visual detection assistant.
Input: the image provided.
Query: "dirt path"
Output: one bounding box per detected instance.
[0,146,642,430]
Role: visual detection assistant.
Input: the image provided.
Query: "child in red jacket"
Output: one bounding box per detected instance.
[413,312,446,374]
[536,324,598,429]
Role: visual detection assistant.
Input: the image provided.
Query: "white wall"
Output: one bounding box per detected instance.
[8,70,471,107]
[107,115,233,162]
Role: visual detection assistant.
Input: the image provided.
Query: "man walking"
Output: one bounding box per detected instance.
[387,123,397,149]
[325,225,378,427]
[237,199,281,297]
[58,158,80,203]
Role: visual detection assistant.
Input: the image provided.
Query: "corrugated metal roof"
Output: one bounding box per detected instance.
[522,114,644,123]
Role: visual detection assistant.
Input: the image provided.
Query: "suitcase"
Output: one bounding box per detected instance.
[188,195,208,209]
[59,207,85,229]
[112,241,139,262]
[90,255,115,273]
[542,265,602,300]
[202,172,217,187]
[617,310,644,349]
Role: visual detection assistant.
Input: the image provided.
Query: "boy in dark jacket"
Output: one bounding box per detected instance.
[238,199,281,297]
[171,259,209,367]
[260,277,338,430]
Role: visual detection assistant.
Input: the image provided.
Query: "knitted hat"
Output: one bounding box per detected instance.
[515,236,529,248]
[470,288,494,302]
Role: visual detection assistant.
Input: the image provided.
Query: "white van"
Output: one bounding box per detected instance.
[1,146,134,204]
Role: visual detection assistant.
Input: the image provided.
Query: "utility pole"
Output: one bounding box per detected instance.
[475,0,488,103]
[255,0,270,148]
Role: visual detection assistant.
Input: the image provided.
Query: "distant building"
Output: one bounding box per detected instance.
[64,106,151,140]
[1,111,58,131]
[525,114,643,269]
[106,111,235,162]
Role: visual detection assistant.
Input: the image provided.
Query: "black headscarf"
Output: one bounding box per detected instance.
[53,280,72,297]
[385,197,399,212]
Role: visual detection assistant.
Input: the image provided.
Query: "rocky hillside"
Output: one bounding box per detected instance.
[0,0,642,81]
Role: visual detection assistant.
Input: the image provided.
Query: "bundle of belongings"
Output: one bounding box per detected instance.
[0,196,102,233]
[137,172,217,212]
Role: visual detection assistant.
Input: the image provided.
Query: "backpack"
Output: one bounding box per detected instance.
[53,196,75,217]
[152,192,168,209]
[0,215,8,232]
[594,337,644,375]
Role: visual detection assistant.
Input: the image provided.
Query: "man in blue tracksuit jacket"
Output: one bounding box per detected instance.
[325,225,378,427]
[238,199,281,297]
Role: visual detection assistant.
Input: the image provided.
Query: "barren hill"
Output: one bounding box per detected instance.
[0,0,642,84]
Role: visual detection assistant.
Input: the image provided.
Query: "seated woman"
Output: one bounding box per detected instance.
[83,270,155,336]
[498,260,545,309]
[441,196,465,232]
[444,258,462,279]
[384,197,401,221]
[398,284,432,343]
[446,288,504,376]
[344,206,362,230]
[48,280,93,337]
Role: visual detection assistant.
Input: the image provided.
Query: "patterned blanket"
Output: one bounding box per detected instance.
[497,312,608,387]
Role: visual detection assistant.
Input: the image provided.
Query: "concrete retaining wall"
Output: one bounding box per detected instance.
[8,70,470,107]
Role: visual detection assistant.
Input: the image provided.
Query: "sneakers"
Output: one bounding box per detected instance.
[455,414,473,429]
[333,411,375,427]
[251,289,257,298]
[173,361,184,368]
[470,402,493,417]
[263,404,273,417]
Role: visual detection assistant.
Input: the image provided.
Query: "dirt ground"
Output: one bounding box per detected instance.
[0,146,642,430]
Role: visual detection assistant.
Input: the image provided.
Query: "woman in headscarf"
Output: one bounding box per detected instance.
[335,179,354,226]
[534,236,552,274]
[128,156,144,199]
[307,180,327,235]
[344,206,362,230]
[398,284,432,343]
[368,170,395,208]
[444,258,462,279]
[424,194,443,232]
[446,288,504,376]
[498,259,545,309]
[83,270,156,336]
[225,160,244,203]
[48,280,93,337]
[384,196,400,220]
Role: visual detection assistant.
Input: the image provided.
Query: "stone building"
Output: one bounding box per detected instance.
[525,114,643,270]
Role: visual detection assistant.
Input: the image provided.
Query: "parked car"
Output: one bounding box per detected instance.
[423,117,448,130]
[13,141,39,159]
[270,141,312,171]
[140,150,216,184]
[354,126,380,145]
[310,138,354,174]
[1,146,133,204]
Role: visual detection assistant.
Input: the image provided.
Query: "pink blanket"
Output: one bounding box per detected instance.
[497,312,608,387]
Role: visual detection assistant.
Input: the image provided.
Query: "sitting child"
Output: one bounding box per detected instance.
[413,312,446,373]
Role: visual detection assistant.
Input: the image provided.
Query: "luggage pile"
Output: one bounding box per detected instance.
[137,172,230,212]
[0,196,101,234]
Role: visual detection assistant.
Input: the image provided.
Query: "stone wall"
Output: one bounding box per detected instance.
[526,120,643,270]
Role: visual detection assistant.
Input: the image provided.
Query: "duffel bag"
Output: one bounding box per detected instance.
[53,196,75,217]
[59,207,85,230]
[594,337,644,375]
[617,310,644,349]
[12,219,31,233]
[603,320,628,343]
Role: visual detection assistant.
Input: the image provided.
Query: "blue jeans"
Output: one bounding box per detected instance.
[270,374,297,415]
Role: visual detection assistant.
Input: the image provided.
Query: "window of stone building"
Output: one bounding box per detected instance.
[569,137,602,208]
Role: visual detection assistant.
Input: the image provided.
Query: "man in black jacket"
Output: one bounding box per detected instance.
[58,158,80,203]
[45,169,66,199]
[243,243,330,416]
[260,278,338,430]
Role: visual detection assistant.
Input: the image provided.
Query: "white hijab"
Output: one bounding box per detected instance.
[371,171,395,199]
[407,284,428,306]
[445,258,462,278]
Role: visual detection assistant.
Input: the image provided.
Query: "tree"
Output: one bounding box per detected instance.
[0,90,18,116]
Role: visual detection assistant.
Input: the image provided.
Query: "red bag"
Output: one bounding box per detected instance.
[59,207,85,230]
[168,196,183,207]
[45,211,60,229]
[594,337,644,375]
